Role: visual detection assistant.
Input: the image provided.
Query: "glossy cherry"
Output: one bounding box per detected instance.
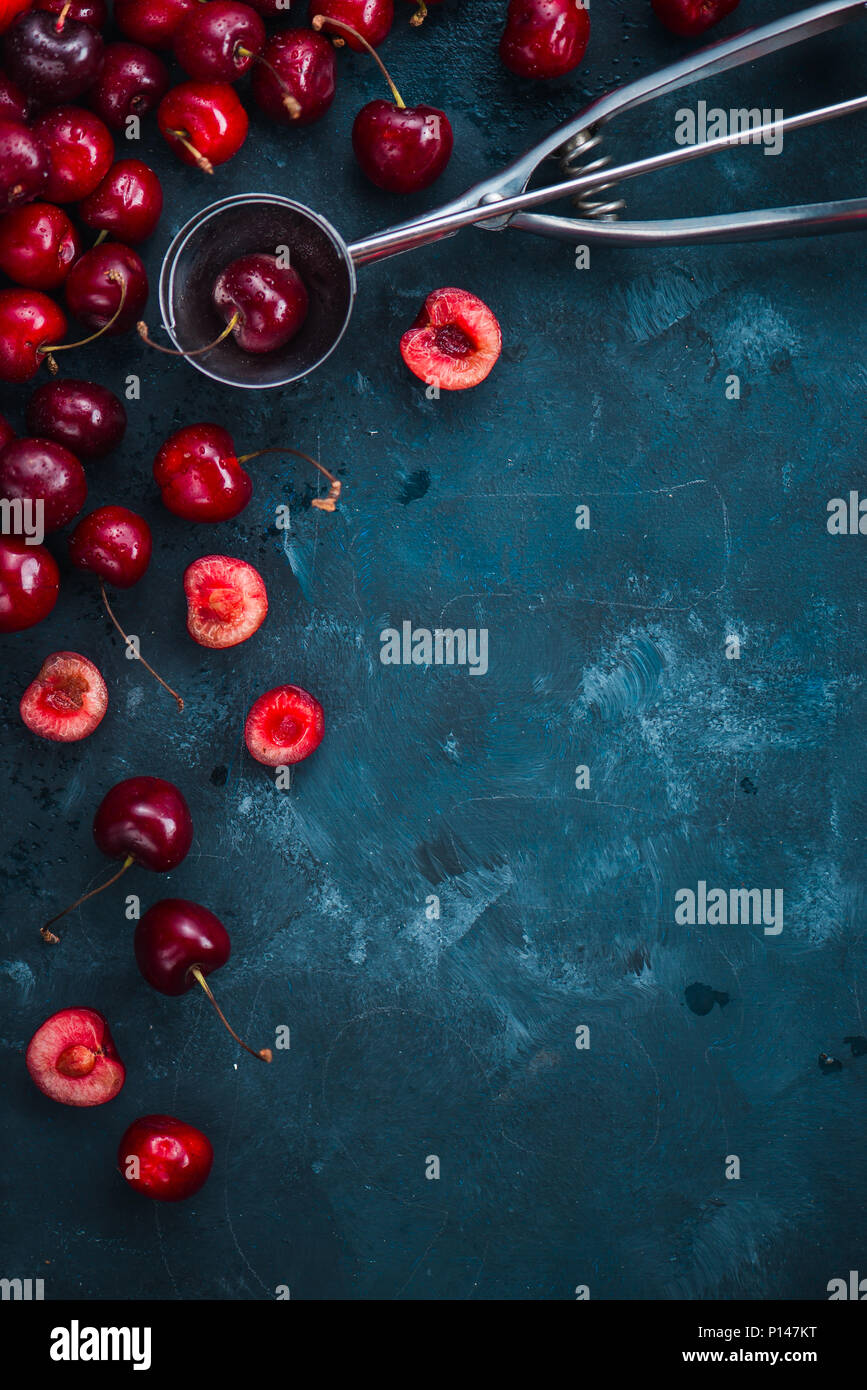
[27,378,127,458]
[0,436,87,531]
[0,203,80,289]
[251,28,336,126]
[114,0,197,49]
[213,253,309,354]
[40,774,194,943]
[0,536,60,632]
[313,15,452,192]
[0,119,48,211]
[65,242,148,335]
[135,899,272,1062]
[26,1007,125,1107]
[499,0,590,79]
[157,81,248,172]
[35,0,109,28]
[4,8,105,104]
[0,73,29,122]
[88,42,170,130]
[32,106,114,204]
[311,0,393,49]
[174,0,265,82]
[78,159,163,243]
[0,289,67,383]
[69,503,184,713]
[153,423,252,522]
[653,0,740,36]
[118,1114,213,1202]
[20,650,108,742]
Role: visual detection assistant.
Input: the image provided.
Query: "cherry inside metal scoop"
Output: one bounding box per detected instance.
[156,0,867,391]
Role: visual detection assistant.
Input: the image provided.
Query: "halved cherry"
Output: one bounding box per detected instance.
[244,683,324,766]
[400,287,502,390]
[25,1006,125,1107]
[20,650,108,742]
[184,555,268,649]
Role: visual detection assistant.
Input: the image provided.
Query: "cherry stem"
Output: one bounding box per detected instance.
[410,1,428,24]
[41,271,128,369]
[136,311,240,358]
[94,228,108,247]
[55,2,71,32]
[189,967,272,1063]
[237,46,301,118]
[312,15,406,107]
[166,129,213,175]
[236,446,342,513]
[99,580,185,713]
[40,855,134,944]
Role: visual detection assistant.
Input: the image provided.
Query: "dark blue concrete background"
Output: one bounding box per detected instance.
[1,0,866,1300]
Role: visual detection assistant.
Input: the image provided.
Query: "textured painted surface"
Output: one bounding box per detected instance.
[1,0,866,1300]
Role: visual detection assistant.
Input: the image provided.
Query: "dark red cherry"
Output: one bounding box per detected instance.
[26,378,127,458]
[69,503,151,588]
[94,777,193,870]
[157,81,248,171]
[0,119,48,210]
[4,9,105,104]
[652,0,740,37]
[251,28,336,126]
[0,436,87,532]
[114,0,197,49]
[88,43,170,130]
[0,288,67,383]
[499,0,590,79]
[78,159,163,243]
[212,253,308,354]
[134,898,272,1062]
[65,242,148,335]
[35,0,109,28]
[153,423,252,522]
[32,105,114,203]
[118,1114,212,1203]
[0,202,80,289]
[311,0,393,49]
[174,0,265,83]
[353,99,453,192]
[0,73,29,122]
[0,536,60,632]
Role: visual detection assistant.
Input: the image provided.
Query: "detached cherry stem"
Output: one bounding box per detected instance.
[236,45,301,118]
[312,15,406,107]
[189,966,272,1062]
[237,446,342,512]
[41,272,128,374]
[136,310,240,358]
[166,129,213,174]
[99,580,185,713]
[40,855,134,943]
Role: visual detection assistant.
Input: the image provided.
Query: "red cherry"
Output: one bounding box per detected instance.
[251,28,336,126]
[213,252,308,354]
[244,683,324,766]
[0,202,81,289]
[174,0,265,82]
[78,159,163,243]
[311,0,393,50]
[40,775,194,943]
[0,73,29,123]
[65,242,148,335]
[4,9,105,104]
[32,105,114,203]
[652,0,740,36]
[27,378,127,458]
[400,286,502,390]
[0,535,60,632]
[114,0,196,49]
[134,899,272,1062]
[19,650,108,742]
[0,0,32,37]
[0,119,48,210]
[88,42,170,130]
[0,288,67,383]
[157,81,248,171]
[69,502,152,588]
[499,0,590,79]
[118,1114,213,1202]
[153,422,252,522]
[0,436,87,531]
[34,0,109,29]
[26,1007,125,1107]
[184,555,268,649]
[313,15,452,192]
